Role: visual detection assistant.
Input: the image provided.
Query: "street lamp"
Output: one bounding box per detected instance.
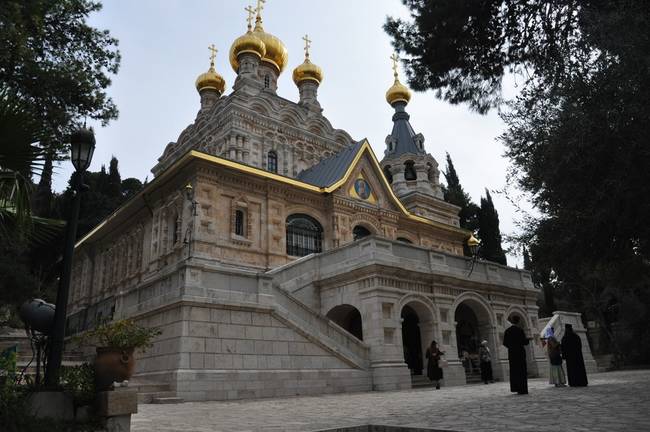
[44,126,95,388]
[467,233,481,277]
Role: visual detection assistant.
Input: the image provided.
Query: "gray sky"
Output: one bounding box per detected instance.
[53,0,528,265]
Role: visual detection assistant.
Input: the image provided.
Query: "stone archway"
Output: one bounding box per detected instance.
[400,299,436,377]
[326,304,363,340]
[453,294,499,382]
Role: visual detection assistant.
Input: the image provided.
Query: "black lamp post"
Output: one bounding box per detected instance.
[44,127,95,388]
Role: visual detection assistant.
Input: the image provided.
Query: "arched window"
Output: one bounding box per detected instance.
[235,209,245,236]
[286,214,323,256]
[267,150,278,173]
[383,165,393,184]
[404,161,417,181]
[353,225,371,241]
[264,75,270,88]
[396,237,412,244]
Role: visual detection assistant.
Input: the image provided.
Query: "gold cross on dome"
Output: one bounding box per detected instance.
[208,44,218,66]
[256,0,265,18]
[245,5,255,29]
[302,34,312,59]
[390,52,400,78]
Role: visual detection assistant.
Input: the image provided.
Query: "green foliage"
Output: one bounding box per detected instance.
[79,319,161,352]
[60,363,95,407]
[477,190,507,266]
[0,0,120,146]
[55,157,144,239]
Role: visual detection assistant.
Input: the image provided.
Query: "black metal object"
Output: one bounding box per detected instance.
[286,214,323,257]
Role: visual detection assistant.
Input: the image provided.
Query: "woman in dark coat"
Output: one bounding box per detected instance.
[561,324,588,387]
[425,340,444,389]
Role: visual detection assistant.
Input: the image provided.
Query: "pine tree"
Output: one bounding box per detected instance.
[522,247,532,271]
[442,153,479,232]
[107,156,122,199]
[477,189,507,265]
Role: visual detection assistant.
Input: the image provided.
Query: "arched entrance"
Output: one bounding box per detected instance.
[507,311,538,377]
[353,225,371,241]
[454,297,497,382]
[326,304,363,340]
[400,300,436,376]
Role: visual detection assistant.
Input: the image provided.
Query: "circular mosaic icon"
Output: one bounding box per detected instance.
[354,179,371,200]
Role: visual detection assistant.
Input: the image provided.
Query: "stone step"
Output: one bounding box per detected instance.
[151,396,184,404]
[138,391,177,404]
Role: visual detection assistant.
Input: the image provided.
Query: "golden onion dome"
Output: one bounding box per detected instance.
[293,58,323,85]
[229,30,266,72]
[292,36,322,85]
[386,53,412,105]
[385,77,411,105]
[253,20,288,73]
[195,46,225,94]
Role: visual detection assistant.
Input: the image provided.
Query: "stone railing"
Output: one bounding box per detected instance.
[269,236,535,293]
[272,285,370,369]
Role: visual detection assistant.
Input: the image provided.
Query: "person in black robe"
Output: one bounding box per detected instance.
[425,340,444,389]
[503,315,531,394]
[561,324,588,387]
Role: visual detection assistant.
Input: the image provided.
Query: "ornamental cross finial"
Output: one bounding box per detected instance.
[208,44,218,67]
[302,34,312,59]
[255,0,266,24]
[245,5,255,30]
[390,52,400,79]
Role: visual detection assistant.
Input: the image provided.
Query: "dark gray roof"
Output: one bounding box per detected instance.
[297,140,364,187]
[384,102,426,158]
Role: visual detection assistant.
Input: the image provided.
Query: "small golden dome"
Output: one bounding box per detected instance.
[385,78,411,105]
[293,58,323,85]
[293,36,322,85]
[253,19,288,73]
[386,52,412,105]
[229,30,266,72]
[196,46,226,94]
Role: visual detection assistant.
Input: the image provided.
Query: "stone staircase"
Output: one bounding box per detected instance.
[411,374,435,388]
[129,378,183,404]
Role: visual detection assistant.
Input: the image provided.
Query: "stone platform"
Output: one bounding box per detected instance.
[132,370,649,431]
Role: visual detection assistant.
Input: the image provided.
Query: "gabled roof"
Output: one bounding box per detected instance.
[297,140,364,187]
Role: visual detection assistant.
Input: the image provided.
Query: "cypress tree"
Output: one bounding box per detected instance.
[442,153,479,232]
[478,189,507,265]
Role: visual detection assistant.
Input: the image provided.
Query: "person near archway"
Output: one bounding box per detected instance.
[561,324,588,387]
[503,315,531,394]
[546,336,567,387]
[425,340,444,389]
[479,340,494,384]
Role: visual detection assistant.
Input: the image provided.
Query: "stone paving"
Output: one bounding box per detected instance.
[132,370,650,432]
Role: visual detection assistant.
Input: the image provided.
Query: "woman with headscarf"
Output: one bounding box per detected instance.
[547,336,566,387]
[425,340,444,389]
[479,340,493,384]
[561,324,588,386]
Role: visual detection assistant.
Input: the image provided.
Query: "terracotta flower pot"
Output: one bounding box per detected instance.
[94,347,135,390]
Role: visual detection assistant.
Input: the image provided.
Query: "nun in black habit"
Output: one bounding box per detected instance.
[503,315,530,394]
[561,324,588,387]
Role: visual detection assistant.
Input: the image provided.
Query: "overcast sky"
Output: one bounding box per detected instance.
[52,0,529,265]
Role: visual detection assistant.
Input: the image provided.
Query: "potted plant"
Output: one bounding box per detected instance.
[79,319,161,390]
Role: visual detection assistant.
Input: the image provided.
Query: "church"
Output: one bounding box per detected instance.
[65,4,594,401]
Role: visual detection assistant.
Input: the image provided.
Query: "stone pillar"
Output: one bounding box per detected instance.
[96,388,138,432]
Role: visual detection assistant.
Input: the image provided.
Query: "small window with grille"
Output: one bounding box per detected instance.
[267,150,278,173]
[234,209,245,237]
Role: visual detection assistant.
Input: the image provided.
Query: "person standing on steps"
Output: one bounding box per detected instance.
[503,315,531,394]
[561,324,588,387]
[425,340,444,389]
[479,340,493,384]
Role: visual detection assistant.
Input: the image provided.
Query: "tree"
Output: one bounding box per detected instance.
[386,1,650,363]
[442,153,479,256]
[477,190,507,265]
[1,0,121,212]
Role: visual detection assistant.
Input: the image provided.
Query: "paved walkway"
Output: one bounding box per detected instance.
[132,370,649,432]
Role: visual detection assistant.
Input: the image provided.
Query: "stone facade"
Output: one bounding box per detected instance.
[65,12,593,402]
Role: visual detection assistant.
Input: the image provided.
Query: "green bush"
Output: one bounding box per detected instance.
[60,363,95,407]
[78,319,161,352]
